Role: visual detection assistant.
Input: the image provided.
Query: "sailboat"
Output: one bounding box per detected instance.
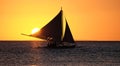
[22,9,75,48]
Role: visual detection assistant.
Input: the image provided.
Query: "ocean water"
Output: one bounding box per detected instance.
[0,41,120,66]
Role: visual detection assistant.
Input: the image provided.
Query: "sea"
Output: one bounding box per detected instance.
[0,41,120,66]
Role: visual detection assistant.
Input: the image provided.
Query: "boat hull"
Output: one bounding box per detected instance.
[46,42,76,48]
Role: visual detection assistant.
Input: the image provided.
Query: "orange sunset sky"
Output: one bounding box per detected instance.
[0,0,120,41]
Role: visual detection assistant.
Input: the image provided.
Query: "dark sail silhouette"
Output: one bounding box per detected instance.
[62,20,75,43]
[31,10,63,42]
[22,9,75,47]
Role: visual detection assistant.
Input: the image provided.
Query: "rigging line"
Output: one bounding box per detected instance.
[58,0,63,8]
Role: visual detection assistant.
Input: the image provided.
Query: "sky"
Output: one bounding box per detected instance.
[0,0,120,41]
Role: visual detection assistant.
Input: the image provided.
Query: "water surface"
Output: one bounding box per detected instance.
[0,41,120,66]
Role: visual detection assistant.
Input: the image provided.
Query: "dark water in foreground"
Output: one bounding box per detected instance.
[0,41,120,66]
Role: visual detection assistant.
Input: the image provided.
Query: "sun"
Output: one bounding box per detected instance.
[31,28,40,34]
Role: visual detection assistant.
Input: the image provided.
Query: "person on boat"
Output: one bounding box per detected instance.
[47,37,56,47]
